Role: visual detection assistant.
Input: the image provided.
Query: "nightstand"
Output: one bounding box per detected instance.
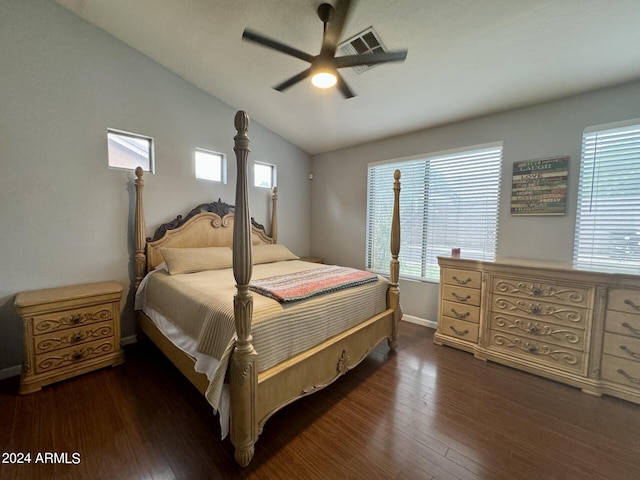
[15,281,125,394]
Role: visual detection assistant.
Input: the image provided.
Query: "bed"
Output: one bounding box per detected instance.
[132,111,402,466]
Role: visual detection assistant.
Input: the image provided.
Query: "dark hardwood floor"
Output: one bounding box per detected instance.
[1,321,639,480]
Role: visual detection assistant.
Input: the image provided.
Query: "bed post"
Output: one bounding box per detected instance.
[230,111,258,467]
[271,186,278,243]
[388,169,401,349]
[134,166,146,289]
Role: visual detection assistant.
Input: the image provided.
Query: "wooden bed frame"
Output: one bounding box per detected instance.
[132,110,402,466]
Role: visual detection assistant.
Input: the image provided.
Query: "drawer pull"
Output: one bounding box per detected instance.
[527,344,539,354]
[449,326,469,337]
[624,299,640,312]
[620,345,640,360]
[71,350,85,361]
[622,322,640,337]
[451,308,470,320]
[529,325,541,335]
[70,332,84,344]
[452,276,472,286]
[452,293,471,302]
[70,314,83,325]
[530,305,542,315]
[617,369,640,385]
[531,286,543,297]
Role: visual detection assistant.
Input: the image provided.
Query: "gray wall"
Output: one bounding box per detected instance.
[0,0,311,371]
[310,80,640,323]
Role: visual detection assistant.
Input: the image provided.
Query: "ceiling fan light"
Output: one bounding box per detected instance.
[311,71,337,89]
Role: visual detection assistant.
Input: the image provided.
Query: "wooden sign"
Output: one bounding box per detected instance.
[511,157,568,215]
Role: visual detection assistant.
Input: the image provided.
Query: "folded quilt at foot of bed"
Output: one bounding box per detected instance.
[249,265,378,303]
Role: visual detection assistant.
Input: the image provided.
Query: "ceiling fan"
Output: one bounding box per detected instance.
[242,0,408,98]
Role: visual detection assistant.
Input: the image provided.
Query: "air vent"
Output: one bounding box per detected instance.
[338,27,386,74]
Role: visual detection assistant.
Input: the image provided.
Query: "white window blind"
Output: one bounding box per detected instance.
[573,120,640,274]
[366,144,502,282]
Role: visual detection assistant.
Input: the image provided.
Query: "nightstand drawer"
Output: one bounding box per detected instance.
[32,304,115,336]
[34,320,115,354]
[34,338,116,374]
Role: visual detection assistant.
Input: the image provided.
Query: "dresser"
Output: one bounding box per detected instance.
[15,281,125,394]
[434,257,640,404]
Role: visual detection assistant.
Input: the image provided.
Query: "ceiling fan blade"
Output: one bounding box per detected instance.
[336,50,408,68]
[336,72,356,99]
[243,28,314,63]
[273,68,312,92]
[322,0,353,57]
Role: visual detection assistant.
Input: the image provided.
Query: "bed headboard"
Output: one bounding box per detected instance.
[133,168,277,285]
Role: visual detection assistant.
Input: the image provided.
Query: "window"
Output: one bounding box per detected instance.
[107,129,154,173]
[195,148,226,183]
[573,119,640,274]
[254,162,276,189]
[366,143,502,282]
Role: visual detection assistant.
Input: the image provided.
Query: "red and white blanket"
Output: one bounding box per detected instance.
[249,265,378,303]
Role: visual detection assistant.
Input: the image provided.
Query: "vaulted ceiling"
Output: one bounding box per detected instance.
[55,0,640,155]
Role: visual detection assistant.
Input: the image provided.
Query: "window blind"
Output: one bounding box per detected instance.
[366,144,502,282]
[573,120,640,274]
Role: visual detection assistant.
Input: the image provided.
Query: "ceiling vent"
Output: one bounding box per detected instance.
[338,27,386,74]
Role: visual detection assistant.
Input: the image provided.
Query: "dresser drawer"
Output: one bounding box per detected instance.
[492,295,588,329]
[488,330,585,374]
[33,320,115,354]
[607,288,640,315]
[32,303,115,336]
[440,317,479,343]
[490,312,585,350]
[601,354,640,388]
[442,300,480,323]
[34,338,116,374]
[602,332,640,363]
[442,284,481,307]
[492,277,591,308]
[442,268,481,289]
[604,311,640,339]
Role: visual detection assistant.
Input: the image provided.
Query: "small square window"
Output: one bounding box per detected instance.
[254,162,276,189]
[196,149,225,183]
[107,129,154,173]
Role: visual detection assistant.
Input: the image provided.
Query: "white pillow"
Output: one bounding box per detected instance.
[251,244,299,265]
[160,247,233,274]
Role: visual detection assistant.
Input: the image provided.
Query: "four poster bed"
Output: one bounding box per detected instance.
[132,111,402,466]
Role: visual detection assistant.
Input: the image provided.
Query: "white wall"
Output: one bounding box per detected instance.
[0,0,311,371]
[310,80,640,323]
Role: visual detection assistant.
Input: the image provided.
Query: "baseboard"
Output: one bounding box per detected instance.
[0,365,22,381]
[121,334,138,346]
[402,314,437,329]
